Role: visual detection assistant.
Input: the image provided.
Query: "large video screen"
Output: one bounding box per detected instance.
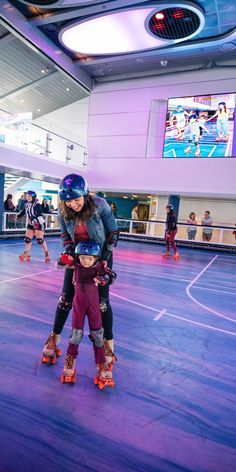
[163,93,236,158]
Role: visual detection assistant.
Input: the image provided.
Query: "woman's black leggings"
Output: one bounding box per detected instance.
[53,255,114,340]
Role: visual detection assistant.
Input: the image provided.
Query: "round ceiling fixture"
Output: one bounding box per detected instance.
[19,0,59,5]
[219,42,236,51]
[146,5,204,40]
[60,4,205,56]
[18,0,109,5]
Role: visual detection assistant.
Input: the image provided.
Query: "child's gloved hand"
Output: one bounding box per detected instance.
[57,253,74,267]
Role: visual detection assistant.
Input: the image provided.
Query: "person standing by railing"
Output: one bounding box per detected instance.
[201,211,213,242]
[186,212,197,240]
[15,191,50,262]
[16,192,27,228]
[4,194,16,229]
[41,198,50,214]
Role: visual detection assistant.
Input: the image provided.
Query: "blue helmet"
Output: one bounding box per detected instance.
[75,240,101,257]
[177,105,183,109]
[218,101,226,106]
[59,174,88,201]
[27,190,37,200]
[189,113,197,121]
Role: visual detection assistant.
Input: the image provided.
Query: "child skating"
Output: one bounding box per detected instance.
[16,190,50,262]
[184,113,209,157]
[163,204,180,260]
[52,240,116,390]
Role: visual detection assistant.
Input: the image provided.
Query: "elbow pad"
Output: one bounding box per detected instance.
[106,230,119,250]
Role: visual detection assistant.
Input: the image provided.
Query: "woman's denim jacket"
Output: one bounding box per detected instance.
[59,196,118,259]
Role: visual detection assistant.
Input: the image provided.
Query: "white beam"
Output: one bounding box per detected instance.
[0,3,92,91]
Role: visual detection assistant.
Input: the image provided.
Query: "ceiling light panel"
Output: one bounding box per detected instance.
[59,5,205,56]
[18,0,106,6]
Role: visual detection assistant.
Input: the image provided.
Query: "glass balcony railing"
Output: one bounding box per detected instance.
[2,212,60,232]
[0,108,87,168]
[116,218,236,247]
[2,213,236,248]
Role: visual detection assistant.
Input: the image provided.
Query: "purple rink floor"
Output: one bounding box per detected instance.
[0,238,236,472]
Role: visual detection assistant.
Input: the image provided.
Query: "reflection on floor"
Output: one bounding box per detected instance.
[0,238,236,472]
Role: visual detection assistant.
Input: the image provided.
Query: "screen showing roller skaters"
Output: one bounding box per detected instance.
[163,93,236,158]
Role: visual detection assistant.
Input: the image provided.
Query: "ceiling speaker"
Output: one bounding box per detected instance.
[146,5,204,40]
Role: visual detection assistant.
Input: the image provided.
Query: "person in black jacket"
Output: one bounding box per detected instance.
[4,194,16,229]
[41,198,50,214]
[163,204,180,260]
[16,191,50,262]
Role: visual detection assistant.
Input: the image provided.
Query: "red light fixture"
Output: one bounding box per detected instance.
[172,9,185,19]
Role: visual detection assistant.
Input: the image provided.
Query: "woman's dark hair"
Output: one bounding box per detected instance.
[218,103,227,114]
[59,194,95,221]
[189,212,196,219]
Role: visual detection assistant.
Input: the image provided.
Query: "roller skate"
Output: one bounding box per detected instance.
[61,355,76,384]
[223,135,228,142]
[45,251,50,263]
[216,136,222,142]
[173,252,180,261]
[194,149,200,157]
[104,339,117,372]
[19,251,30,262]
[42,333,61,365]
[184,146,191,154]
[94,362,115,390]
[162,252,170,259]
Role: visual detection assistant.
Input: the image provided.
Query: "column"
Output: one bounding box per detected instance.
[168,195,180,219]
[0,173,4,231]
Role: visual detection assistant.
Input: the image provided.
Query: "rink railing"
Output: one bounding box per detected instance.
[2,212,236,249]
[115,218,236,248]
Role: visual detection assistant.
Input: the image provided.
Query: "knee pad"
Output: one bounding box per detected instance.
[70,328,83,345]
[58,294,72,312]
[89,327,104,348]
[36,238,44,245]
[24,236,32,244]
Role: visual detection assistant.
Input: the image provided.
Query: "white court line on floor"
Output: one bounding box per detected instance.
[118,267,191,283]
[165,312,236,337]
[110,291,160,316]
[0,268,57,284]
[0,242,24,246]
[193,285,236,296]
[110,291,236,337]
[154,309,167,321]
[186,255,236,324]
